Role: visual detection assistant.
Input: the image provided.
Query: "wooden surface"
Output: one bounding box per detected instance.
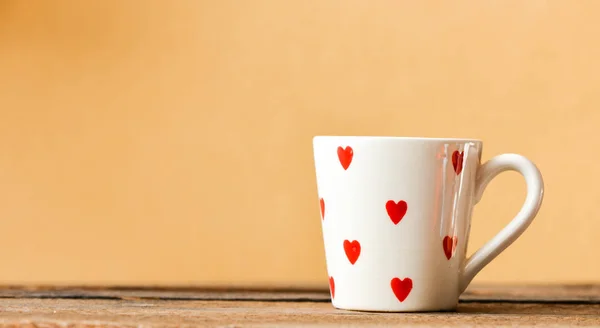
[0,285,599,327]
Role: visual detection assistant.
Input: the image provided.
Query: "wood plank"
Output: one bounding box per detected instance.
[1,298,599,327]
[1,284,599,302]
[0,285,599,327]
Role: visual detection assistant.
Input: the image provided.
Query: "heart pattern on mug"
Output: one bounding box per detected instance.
[337,146,353,170]
[391,277,413,302]
[386,200,408,225]
[321,144,473,306]
[452,150,464,175]
[329,276,335,299]
[343,240,361,265]
[443,235,458,260]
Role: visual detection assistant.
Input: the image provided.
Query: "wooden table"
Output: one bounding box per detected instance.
[1,285,599,327]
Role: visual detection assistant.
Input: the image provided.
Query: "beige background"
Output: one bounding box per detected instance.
[0,1,597,287]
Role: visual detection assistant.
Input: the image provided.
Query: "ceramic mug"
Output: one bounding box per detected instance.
[312,136,544,312]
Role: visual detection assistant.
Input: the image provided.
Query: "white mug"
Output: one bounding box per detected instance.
[312,136,544,312]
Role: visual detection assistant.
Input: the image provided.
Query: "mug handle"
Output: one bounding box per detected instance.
[459,153,544,293]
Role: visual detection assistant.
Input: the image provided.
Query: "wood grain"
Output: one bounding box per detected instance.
[2,284,599,302]
[0,285,599,327]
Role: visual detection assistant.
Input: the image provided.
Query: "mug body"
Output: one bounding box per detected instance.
[313,136,483,312]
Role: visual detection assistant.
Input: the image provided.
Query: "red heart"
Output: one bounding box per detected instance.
[443,235,458,260]
[337,146,353,170]
[452,150,464,175]
[391,277,413,302]
[319,198,325,220]
[386,200,408,225]
[343,240,361,265]
[329,276,335,299]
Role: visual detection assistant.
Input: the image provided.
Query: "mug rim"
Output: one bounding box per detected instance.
[313,135,483,143]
